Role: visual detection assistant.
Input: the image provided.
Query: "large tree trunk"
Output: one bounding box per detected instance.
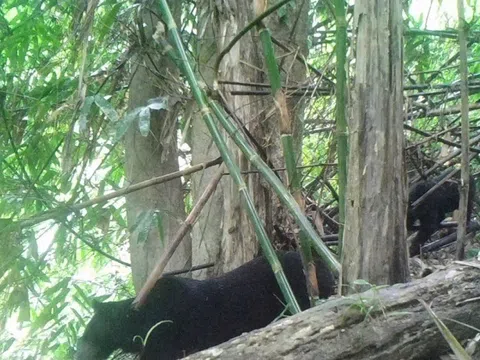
[125,3,191,291]
[342,0,408,288]
[191,0,310,278]
[184,262,480,360]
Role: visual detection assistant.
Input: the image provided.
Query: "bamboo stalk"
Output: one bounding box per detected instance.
[334,0,348,259]
[455,0,470,260]
[254,3,319,306]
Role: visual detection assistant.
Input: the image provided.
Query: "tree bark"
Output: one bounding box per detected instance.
[184,262,480,360]
[191,0,310,278]
[125,3,191,290]
[342,0,408,288]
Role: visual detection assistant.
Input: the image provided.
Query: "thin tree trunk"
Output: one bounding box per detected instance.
[191,0,310,277]
[125,4,191,290]
[342,0,408,290]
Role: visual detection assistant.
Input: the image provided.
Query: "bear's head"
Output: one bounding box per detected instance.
[76,299,141,360]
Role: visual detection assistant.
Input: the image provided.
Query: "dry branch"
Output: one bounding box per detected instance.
[18,157,222,229]
[133,165,225,308]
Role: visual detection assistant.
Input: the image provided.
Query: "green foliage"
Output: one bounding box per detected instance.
[344,279,388,321]
[1,0,479,358]
[0,0,135,358]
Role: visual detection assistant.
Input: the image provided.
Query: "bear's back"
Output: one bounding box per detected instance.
[141,251,334,359]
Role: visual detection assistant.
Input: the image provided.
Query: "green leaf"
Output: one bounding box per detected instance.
[97,3,123,41]
[44,277,71,297]
[352,279,371,286]
[0,337,15,353]
[54,225,68,263]
[18,294,31,322]
[130,210,155,244]
[94,94,119,122]
[72,283,91,308]
[78,96,95,131]
[420,299,472,360]
[147,96,169,111]
[114,107,143,141]
[155,210,165,246]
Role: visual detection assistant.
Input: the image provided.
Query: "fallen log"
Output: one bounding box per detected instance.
[183,261,480,360]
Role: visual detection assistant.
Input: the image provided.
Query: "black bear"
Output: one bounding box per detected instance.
[407,174,475,256]
[76,251,335,360]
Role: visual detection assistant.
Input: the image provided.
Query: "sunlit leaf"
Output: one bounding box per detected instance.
[114,107,143,141]
[78,96,95,131]
[420,299,472,360]
[131,210,155,244]
[147,96,169,110]
[98,3,122,41]
[0,337,15,353]
[18,290,31,322]
[138,106,151,136]
[44,277,71,297]
[94,94,119,122]
[54,225,68,263]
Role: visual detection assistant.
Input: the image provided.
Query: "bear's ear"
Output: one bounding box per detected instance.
[91,299,104,312]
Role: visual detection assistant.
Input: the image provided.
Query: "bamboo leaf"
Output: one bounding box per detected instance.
[94,94,119,122]
[420,299,472,360]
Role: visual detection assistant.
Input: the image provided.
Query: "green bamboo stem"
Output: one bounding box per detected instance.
[158,0,301,314]
[283,136,319,304]
[257,12,320,305]
[455,0,470,260]
[334,0,348,259]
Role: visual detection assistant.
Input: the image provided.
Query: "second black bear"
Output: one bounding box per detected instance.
[76,251,335,360]
[407,174,475,256]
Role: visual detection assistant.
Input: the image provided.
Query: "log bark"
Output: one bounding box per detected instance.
[184,262,480,360]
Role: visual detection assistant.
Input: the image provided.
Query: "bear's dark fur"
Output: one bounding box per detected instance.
[407,174,475,256]
[76,251,335,360]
